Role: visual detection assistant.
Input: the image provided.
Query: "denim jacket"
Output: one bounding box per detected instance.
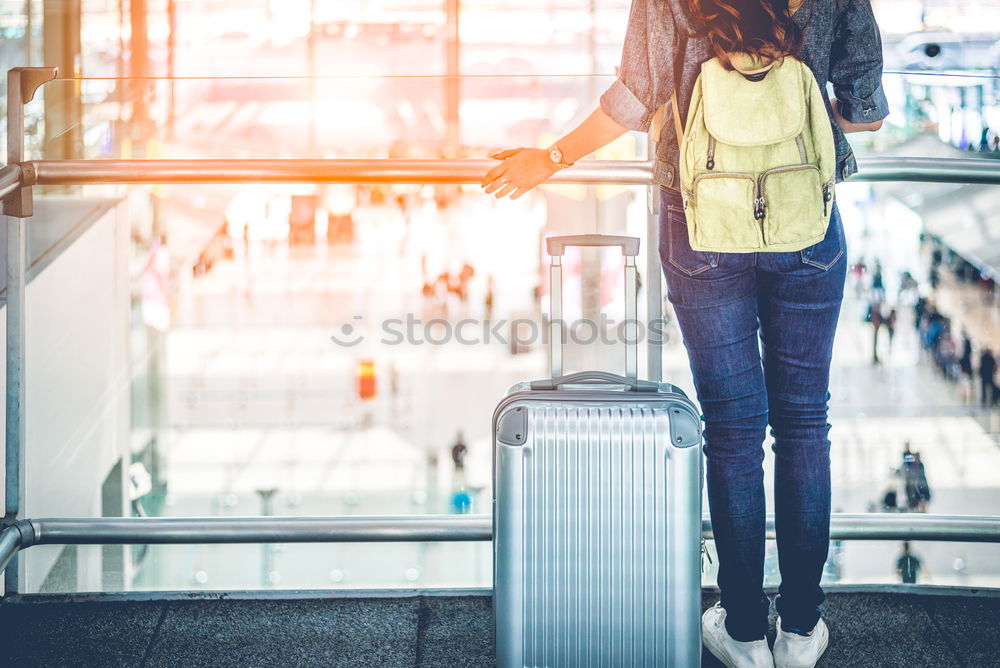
[600,0,890,191]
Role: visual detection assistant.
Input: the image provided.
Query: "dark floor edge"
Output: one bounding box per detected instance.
[815,583,1000,598]
[3,583,998,606]
[1,587,494,605]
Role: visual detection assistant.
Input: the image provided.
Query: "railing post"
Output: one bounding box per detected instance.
[3,66,56,595]
[3,67,57,218]
[646,112,663,382]
[3,212,27,595]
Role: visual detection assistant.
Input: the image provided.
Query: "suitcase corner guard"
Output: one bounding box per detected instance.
[496,405,528,446]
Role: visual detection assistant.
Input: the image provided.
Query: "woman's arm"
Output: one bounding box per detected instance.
[831,97,884,134]
[483,0,674,200]
[481,106,629,200]
[829,0,890,131]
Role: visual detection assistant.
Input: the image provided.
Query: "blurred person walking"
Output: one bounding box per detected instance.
[959,331,974,402]
[928,265,941,291]
[482,1,887,665]
[450,431,468,472]
[937,328,957,380]
[484,275,495,321]
[910,452,932,513]
[913,294,927,331]
[885,306,897,353]
[899,446,931,513]
[449,432,472,514]
[979,347,997,407]
[880,468,899,512]
[851,258,867,298]
[896,542,925,584]
[870,260,885,302]
[898,270,917,300]
[866,300,885,365]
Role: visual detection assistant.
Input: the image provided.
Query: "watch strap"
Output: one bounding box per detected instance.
[549,143,573,169]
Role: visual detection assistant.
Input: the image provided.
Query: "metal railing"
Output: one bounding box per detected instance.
[3,67,1000,595]
[3,513,999,576]
[12,156,1000,187]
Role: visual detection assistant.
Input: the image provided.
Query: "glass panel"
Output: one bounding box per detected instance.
[27,72,634,161]
[700,540,1000,590]
[18,70,657,590]
[5,0,1000,595]
[21,172,1000,593]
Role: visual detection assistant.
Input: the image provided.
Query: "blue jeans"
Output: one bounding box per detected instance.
[659,188,846,642]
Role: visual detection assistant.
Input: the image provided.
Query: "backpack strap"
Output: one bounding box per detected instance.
[650,91,684,150]
[670,90,684,148]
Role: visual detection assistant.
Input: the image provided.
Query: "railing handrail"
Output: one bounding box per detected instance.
[3,513,1000,575]
[2,155,998,188]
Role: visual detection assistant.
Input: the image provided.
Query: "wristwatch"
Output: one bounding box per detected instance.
[547,143,574,169]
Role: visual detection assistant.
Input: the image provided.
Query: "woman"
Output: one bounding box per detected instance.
[481,1,887,667]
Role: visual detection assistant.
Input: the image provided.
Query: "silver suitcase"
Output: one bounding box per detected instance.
[493,234,704,668]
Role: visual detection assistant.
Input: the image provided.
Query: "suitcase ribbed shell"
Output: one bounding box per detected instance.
[494,391,703,668]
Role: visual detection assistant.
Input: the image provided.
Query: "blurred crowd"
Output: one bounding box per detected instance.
[858,237,1000,408]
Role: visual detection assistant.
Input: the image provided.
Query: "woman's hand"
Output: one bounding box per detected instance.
[831,98,884,134]
[481,148,560,200]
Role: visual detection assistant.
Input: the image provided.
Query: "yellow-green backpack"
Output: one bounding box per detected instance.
[677,55,836,253]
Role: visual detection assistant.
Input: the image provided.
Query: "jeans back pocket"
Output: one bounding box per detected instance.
[662,203,720,277]
[799,203,845,270]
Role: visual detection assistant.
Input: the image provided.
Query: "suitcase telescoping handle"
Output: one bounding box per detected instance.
[545,234,640,380]
[546,234,640,257]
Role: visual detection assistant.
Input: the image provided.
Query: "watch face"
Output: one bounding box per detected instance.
[550,146,563,163]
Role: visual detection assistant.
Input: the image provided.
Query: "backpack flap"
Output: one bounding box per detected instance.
[700,57,805,147]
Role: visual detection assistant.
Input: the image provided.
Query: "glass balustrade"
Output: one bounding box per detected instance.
[3,0,1000,594]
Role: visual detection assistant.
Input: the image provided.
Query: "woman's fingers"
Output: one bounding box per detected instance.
[482,147,524,186]
[484,177,509,195]
[493,181,520,199]
[484,166,517,194]
[490,148,522,160]
[481,162,509,189]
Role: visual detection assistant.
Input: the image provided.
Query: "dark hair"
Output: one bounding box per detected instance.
[686,0,803,70]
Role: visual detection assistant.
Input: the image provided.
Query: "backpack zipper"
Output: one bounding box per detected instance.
[795,135,808,164]
[706,136,716,170]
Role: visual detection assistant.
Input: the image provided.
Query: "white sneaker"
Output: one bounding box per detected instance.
[702,603,774,668]
[772,616,829,668]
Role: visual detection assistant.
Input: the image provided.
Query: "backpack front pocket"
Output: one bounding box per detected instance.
[760,165,829,247]
[688,172,762,251]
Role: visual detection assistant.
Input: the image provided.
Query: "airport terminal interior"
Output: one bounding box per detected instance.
[1,0,1000,666]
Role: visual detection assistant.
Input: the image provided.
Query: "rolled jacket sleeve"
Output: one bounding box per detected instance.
[600,78,653,132]
[600,0,677,133]
[829,0,890,123]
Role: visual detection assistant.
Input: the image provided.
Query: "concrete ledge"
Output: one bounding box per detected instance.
[1,588,997,667]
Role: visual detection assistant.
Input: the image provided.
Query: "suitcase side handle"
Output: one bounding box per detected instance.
[545,234,640,257]
[529,371,659,392]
